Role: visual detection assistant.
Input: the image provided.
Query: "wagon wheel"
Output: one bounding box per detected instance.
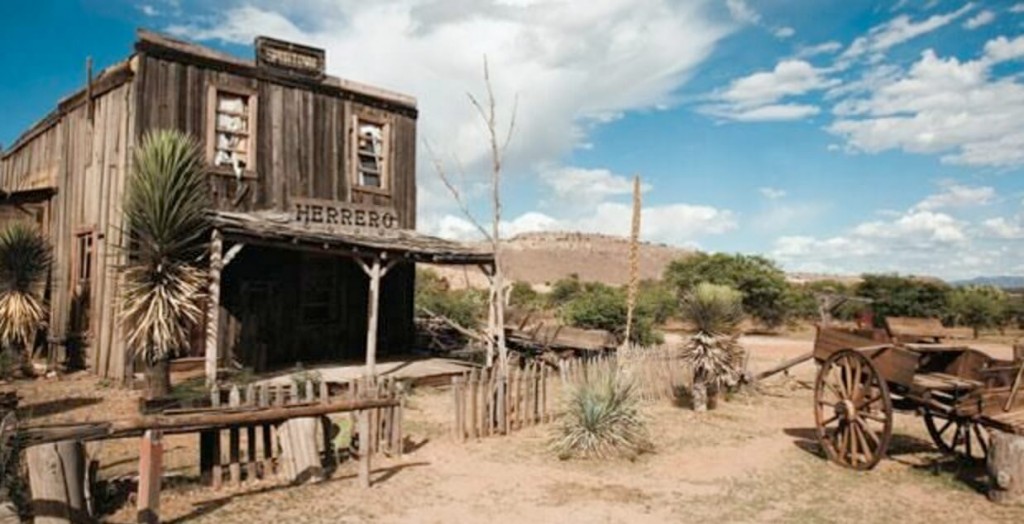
[814,349,894,470]
[923,410,989,461]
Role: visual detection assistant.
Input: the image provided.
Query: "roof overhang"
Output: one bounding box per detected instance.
[208,210,493,266]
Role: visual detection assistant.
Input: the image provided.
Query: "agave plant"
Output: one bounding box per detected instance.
[680,282,744,412]
[120,130,209,398]
[0,223,51,377]
[552,363,651,460]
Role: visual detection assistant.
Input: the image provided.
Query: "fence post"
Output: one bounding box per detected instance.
[137,430,163,524]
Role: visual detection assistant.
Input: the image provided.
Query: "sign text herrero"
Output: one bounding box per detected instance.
[292,198,399,231]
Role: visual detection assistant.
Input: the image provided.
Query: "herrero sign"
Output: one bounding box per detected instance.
[292,198,400,233]
[255,36,326,80]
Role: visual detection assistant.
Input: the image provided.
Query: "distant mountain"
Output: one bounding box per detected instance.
[953,276,1024,289]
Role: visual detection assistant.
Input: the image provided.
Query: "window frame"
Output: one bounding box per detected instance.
[349,112,391,195]
[71,227,96,337]
[206,83,259,179]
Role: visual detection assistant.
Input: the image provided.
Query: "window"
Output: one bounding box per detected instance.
[206,85,257,175]
[72,230,95,335]
[351,116,389,191]
[74,231,94,289]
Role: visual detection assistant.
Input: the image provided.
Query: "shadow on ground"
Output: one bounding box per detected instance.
[160,461,431,523]
[18,397,104,419]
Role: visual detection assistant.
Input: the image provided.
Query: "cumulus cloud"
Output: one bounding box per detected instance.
[837,3,974,66]
[963,10,995,30]
[1012,3,1024,14]
[699,60,837,121]
[983,216,1024,239]
[726,0,760,25]
[913,183,995,211]
[167,0,733,237]
[433,164,736,245]
[829,36,1024,167]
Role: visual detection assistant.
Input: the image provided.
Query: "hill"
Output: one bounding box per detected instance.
[953,276,1024,289]
[423,231,694,289]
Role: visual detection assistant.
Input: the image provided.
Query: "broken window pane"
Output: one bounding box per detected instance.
[354,120,386,188]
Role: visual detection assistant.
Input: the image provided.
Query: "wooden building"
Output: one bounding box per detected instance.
[0,30,491,383]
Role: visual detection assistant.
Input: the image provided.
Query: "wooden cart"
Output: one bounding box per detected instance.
[812,326,1024,470]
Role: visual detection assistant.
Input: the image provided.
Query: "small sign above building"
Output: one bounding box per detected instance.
[292,198,400,234]
[255,36,326,80]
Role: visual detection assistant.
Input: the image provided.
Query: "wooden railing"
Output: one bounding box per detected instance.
[202,376,404,488]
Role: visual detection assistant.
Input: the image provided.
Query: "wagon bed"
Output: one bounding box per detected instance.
[810,325,1024,470]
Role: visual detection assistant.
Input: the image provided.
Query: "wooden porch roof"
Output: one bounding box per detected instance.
[208,210,493,265]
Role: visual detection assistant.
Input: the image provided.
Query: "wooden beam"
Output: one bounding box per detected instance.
[18,397,399,445]
[365,256,382,378]
[205,229,223,385]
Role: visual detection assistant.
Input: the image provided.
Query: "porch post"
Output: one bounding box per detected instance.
[205,229,223,385]
[365,256,382,379]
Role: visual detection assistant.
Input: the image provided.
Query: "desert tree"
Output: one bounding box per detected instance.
[0,222,51,377]
[679,282,745,412]
[120,130,209,398]
[426,56,517,376]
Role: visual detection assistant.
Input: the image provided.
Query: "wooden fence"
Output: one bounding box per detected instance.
[451,347,687,441]
[203,376,403,488]
[451,361,551,441]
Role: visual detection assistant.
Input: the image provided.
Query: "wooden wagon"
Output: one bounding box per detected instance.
[812,326,1024,470]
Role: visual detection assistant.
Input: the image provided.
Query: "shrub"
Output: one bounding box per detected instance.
[948,285,1008,338]
[552,364,651,460]
[855,274,950,325]
[559,282,663,345]
[679,283,745,412]
[415,268,486,329]
[664,253,790,328]
[548,273,583,306]
[508,281,541,310]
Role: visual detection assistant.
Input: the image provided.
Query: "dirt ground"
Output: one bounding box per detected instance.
[11,334,1024,523]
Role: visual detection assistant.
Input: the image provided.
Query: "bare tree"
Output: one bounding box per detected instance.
[427,57,517,381]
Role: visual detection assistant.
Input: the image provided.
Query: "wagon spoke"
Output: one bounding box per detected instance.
[857,392,882,410]
[973,424,989,457]
[856,418,880,448]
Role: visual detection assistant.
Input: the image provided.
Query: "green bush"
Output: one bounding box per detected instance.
[552,364,651,460]
[415,268,486,329]
[856,274,951,325]
[549,273,583,306]
[948,285,1008,338]
[508,281,541,310]
[664,253,789,328]
[558,282,663,345]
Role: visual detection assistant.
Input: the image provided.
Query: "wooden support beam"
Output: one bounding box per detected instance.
[365,256,382,379]
[137,430,163,524]
[205,229,223,385]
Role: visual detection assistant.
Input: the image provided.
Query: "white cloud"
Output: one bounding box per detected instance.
[700,59,836,121]
[964,10,995,30]
[983,216,1024,239]
[169,1,731,221]
[138,4,159,17]
[726,0,760,25]
[773,26,795,39]
[797,41,842,58]
[913,183,995,211]
[1012,3,1024,14]
[838,3,974,65]
[759,187,787,200]
[433,164,736,245]
[829,37,1024,167]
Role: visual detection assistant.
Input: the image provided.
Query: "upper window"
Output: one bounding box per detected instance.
[352,116,389,192]
[74,231,94,288]
[206,85,257,175]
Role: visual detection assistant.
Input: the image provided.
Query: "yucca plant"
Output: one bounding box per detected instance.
[552,363,651,460]
[120,130,209,398]
[0,223,51,377]
[680,282,744,412]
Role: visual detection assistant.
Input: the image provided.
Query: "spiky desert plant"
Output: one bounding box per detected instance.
[0,222,51,376]
[553,363,651,460]
[680,282,744,412]
[120,130,209,398]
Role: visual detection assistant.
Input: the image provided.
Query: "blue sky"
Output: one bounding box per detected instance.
[2,1,1024,279]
